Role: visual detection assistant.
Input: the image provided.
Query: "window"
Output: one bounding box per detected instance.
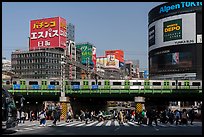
[92,82,95,85]
[178,82,181,86]
[152,82,161,85]
[98,82,101,85]
[71,82,80,85]
[172,82,175,86]
[29,81,38,85]
[133,82,141,85]
[113,82,121,85]
[13,81,17,84]
[192,82,200,86]
[50,81,59,85]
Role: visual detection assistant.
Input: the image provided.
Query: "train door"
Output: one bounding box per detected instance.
[41,80,48,90]
[144,80,150,89]
[83,80,89,89]
[104,80,110,89]
[124,80,130,89]
[163,80,170,89]
[20,79,26,89]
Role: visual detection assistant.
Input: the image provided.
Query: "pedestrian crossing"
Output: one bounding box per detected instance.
[16,120,202,130]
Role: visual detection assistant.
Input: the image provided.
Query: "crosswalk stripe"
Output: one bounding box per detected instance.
[76,122,86,127]
[105,120,112,126]
[127,121,138,126]
[96,121,104,126]
[86,121,98,126]
[114,121,120,126]
[123,122,129,126]
[66,121,82,126]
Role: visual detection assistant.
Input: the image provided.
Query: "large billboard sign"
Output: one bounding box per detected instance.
[148,13,196,52]
[105,55,119,68]
[30,17,67,50]
[76,44,93,65]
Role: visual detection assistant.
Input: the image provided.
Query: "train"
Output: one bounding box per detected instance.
[3,79,202,91]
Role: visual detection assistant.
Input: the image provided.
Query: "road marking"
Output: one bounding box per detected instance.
[128,121,138,126]
[105,120,111,126]
[76,122,86,127]
[123,122,129,126]
[66,121,82,126]
[114,121,119,126]
[86,121,98,126]
[96,121,104,126]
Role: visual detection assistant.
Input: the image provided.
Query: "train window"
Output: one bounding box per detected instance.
[178,82,181,86]
[113,82,121,85]
[98,82,101,85]
[65,81,68,85]
[13,81,17,84]
[133,82,141,85]
[71,82,80,85]
[153,82,161,85]
[29,81,38,85]
[172,82,175,86]
[50,81,59,85]
[92,82,95,85]
[6,81,10,85]
[192,82,200,86]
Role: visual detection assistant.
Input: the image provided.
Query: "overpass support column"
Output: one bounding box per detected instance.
[59,96,70,121]
[134,96,145,113]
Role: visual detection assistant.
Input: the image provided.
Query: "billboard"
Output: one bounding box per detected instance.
[148,13,196,51]
[105,55,119,68]
[76,43,93,65]
[30,17,67,50]
[105,50,124,63]
[92,47,96,71]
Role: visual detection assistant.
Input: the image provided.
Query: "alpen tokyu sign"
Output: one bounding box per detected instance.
[159,2,202,13]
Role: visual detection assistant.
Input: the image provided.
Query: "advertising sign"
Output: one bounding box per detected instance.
[163,19,182,42]
[105,55,119,68]
[92,47,96,71]
[76,44,93,65]
[30,17,67,50]
[149,13,196,52]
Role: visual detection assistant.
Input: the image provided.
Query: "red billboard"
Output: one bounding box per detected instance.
[29,17,67,50]
[105,50,124,62]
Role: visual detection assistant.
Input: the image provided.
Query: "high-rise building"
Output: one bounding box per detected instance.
[67,23,75,42]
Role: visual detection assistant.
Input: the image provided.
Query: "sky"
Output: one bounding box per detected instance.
[2,2,164,70]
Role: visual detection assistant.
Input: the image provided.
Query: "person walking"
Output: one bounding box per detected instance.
[39,109,46,126]
[52,109,59,126]
[189,107,195,125]
[21,110,26,124]
[175,110,180,125]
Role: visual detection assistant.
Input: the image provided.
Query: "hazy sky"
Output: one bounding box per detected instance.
[2,2,164,70]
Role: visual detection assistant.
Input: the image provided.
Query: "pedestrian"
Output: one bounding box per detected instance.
[66,110,72,123]
[17,109,20,124]
[39,109,46,126]
[21,110,26,124]
[181,109,188,125]
[175,110,180,125]
[85,110,89,124]
[52,109,59,126]
[189,107,195,125]
[80,110,85,122]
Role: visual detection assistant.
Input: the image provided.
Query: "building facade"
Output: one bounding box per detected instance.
[11,48,67,79]
[148,2,202,80]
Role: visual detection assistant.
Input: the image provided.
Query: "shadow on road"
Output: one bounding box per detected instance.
[2,129,17,135]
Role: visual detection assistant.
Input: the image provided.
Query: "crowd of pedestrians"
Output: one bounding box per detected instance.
[17,105,197,127]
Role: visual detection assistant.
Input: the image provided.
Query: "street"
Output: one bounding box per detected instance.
[2,120,202,135]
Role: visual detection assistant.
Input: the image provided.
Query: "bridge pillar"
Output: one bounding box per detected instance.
[59,96,70,121]
[134,96,145,113]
